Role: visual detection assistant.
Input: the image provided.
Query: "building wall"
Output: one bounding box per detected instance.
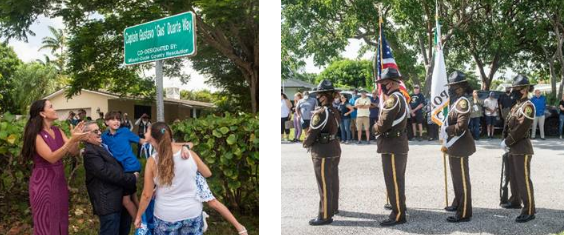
[49,91,110,120]
[282,87,310,101]
[107,99,193,133]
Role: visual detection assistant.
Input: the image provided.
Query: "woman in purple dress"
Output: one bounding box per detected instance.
[21,100,88,235]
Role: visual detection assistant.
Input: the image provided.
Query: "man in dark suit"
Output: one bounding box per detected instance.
[81,121,138,235]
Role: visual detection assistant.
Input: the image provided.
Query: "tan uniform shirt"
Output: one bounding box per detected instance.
[445,96,476,157]
[303,105,342,158]
[373,91,409,154]
[503,99,535,155]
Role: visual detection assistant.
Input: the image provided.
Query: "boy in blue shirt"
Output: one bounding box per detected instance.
[102,111,146,220]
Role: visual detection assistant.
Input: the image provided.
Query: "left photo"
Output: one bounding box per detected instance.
[0,1,258,234]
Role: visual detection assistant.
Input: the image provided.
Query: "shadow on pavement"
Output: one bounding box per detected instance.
[332,207,564,235]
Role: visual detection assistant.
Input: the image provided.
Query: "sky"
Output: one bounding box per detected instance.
[304,39,371,73]
[5,15,217,92]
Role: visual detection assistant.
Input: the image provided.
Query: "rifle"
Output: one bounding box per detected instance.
[500,152,509,205]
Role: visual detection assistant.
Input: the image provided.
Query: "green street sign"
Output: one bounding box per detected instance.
[124,12,196,65]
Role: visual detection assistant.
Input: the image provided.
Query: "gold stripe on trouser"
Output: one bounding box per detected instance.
[321,158,327,219]
[391,154,401,221]
[461,159,467,218]
[524,155,532,215]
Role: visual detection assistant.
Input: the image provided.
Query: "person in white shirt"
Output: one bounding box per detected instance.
[354,90,372,144]
[483,92,499,139]
[135,122,210,234]
[281,93,292,141]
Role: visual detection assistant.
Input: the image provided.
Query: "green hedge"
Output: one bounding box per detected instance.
[172,113,259,214]
[0,112,259,230]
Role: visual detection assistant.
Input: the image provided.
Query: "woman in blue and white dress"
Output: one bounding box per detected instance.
[135,128,247,235]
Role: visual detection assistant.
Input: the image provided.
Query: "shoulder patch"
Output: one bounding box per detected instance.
[312,113,321,126]
[525,106,533,116]
[458,99,468,110]
[385,95,396,109]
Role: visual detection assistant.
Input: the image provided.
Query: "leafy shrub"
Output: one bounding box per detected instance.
[172,112,259,214]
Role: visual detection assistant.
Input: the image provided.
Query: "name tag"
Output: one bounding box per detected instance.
[473,105,478,111]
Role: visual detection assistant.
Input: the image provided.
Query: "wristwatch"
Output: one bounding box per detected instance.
[182,144,191,150]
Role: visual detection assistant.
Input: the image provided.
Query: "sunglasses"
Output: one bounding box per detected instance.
[90,129,102,135]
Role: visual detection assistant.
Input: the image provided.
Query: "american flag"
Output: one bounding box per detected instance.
[375,22,411,103]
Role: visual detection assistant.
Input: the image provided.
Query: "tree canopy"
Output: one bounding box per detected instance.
[316,59,373,90]
[0,43,23,113]
[282,0,564,97]
[0,0,259,113]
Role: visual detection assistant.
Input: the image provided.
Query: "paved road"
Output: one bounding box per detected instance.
[281,139,564,235]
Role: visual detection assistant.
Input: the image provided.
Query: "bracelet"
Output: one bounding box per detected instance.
[183,144,191,150]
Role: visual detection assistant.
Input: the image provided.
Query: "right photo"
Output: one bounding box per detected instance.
[281,1,564,234]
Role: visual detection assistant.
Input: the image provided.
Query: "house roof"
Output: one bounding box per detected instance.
[44,88,216,109]
[282,79,316,88]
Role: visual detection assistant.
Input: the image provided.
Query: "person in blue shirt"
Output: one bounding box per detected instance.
[349,89,359,140]
[102,111,146,223]
[530,90,546,140]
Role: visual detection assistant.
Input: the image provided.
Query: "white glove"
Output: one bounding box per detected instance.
[500,139,509,153]
[440,125,447,140]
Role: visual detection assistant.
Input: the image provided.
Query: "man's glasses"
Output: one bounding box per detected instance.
[90,129,102,135]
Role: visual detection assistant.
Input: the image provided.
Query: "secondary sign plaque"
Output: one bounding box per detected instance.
[124,12,196,65]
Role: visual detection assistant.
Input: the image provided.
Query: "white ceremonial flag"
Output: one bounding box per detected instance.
[430,18,449,127]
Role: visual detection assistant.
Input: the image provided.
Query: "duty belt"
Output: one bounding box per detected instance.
[316,133,337,144]
[382,129,406,138]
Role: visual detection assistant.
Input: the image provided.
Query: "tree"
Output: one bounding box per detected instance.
[0,43,23,113]
[0,0,259,113]
[282,0,472,94]
[190,43,252,113]
[515,0,564,99]
[9,62,59,114]
[316,59,373,90]
[180,89,214,103]
[38,26,66,73]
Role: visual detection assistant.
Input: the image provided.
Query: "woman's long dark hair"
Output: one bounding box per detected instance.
[151,122,175,186]
[340,94,349,104]
[21,100,47,161]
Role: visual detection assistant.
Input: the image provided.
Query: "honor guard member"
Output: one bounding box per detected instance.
[373,68,409,226]
[303,80,341,226]
[440,71,476,223]
[500,74,536,223]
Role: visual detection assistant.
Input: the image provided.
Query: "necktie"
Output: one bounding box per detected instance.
[101,143,113,156]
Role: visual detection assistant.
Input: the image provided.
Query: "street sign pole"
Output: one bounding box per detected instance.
[156,60,164,122]
[123,11,196,123]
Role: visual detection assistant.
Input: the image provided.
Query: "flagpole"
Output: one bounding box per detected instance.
[435,0,449,209]
[377,4,392,209]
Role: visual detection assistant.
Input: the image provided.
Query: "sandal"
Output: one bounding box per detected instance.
[238,226,248,235]
[202,211,209,232]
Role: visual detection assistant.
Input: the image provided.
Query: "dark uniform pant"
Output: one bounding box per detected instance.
[504,154,522,206]
[508,154,536,215]
[312,156,340,219]
[381,153,407,221]
[448,156,472,218]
